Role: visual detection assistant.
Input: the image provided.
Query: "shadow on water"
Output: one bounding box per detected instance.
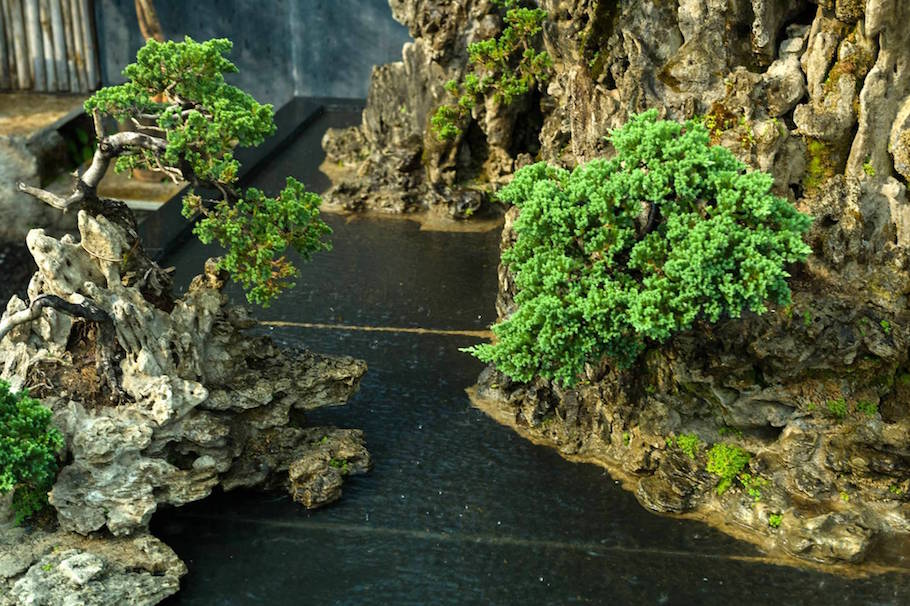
[153,113,910,605]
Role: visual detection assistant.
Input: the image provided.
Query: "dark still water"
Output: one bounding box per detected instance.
[152,113,909,605]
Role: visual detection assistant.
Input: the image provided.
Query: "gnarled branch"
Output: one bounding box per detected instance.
[0,294,123,401]
[18,131,169,213]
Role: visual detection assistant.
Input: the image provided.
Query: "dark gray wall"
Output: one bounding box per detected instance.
[290,0,409,98]
[94,0,410,106]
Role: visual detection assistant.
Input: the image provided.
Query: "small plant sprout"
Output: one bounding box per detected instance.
[855,400,878,417]
[706,443,752,495]
[880,319,892,335]
[768,513,782,528]
[738,473,768,503]
[669,434,703,460]
[826,398,848,420]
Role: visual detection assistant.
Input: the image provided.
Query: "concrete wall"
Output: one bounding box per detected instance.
[94,0,410,106]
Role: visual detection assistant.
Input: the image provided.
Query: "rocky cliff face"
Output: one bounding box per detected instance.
[0,210,369,603]
[330,0,910,567]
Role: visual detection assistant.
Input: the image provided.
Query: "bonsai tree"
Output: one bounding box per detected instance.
[467,111,812,386]
[3,36,331,396]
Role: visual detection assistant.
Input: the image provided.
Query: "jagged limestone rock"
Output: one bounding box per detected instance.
[0,525,186,606]
[325,1,910,223]
[0,207,370,604]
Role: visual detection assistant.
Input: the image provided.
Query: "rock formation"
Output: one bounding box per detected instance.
[330,0,910,566]
[0,209,369,603]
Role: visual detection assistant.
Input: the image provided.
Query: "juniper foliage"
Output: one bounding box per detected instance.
[0,381,63,524]
[431,0,551,140]
[467,111,812,385]
[86,37,331,306]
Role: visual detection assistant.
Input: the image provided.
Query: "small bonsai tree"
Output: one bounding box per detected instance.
[0,380,63,524]
[2,37,331,397]
[431,0,551,140]
[467,111,812,386]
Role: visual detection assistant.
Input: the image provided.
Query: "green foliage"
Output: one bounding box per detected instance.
[86,37,330,306]
[880,319,891,335]
[862,160,876,177]
[855,400,878,417]
[739,472,767,503]
[706,443,751,495]
[0,381,63,524]
[466,111,812,385]
[329,458,351,475]
[669,433,702,460]
[432,0,551,140]
[65,127,95,167]
[826,397,848,420]
[187,177,331,306]
[768,513,782,528]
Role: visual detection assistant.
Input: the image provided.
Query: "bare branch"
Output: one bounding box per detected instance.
[17,182,75,210]
[80,131,168,191]
[92,109,105,141]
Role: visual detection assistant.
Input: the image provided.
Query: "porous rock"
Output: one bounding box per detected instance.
[0,208,371,603]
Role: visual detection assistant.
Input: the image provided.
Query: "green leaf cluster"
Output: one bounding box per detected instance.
[85,37,274,184]
[706,443,751,495]
[86,37,332,306]
[0,381,63,524]
[466,111,812,385]
[669,433,703,460]
[432,0,551,140]
[189,177,332,306]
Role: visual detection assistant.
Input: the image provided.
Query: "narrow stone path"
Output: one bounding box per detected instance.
[152,112,910,605]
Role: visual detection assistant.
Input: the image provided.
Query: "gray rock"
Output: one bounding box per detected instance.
[0,531,185,606]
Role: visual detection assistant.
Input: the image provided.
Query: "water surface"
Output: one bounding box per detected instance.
[154,114,910,605]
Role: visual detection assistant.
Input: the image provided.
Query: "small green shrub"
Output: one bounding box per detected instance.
[432,0,551,140]
[768,513,782,528]
[826,397,848,420]
[466,111,812,385]
[706,443,751,495]
[855,400,878,417]
[880,319,891,335]
[738,472,767,503]
[0,381,64,524]
[670,433,703,460]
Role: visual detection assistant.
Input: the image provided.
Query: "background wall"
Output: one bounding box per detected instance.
[93,0,411,106]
